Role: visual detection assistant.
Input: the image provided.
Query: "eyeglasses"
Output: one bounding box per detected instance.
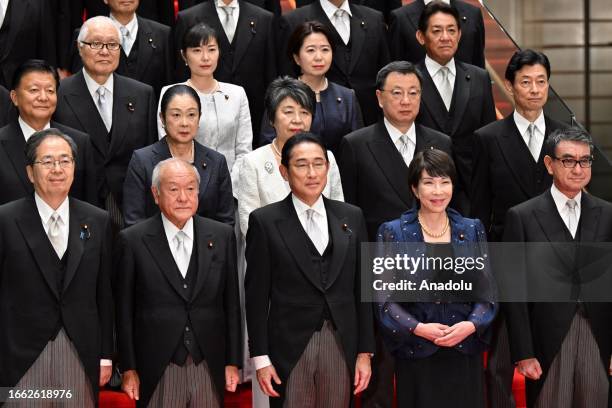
[80,41,121,51]
[380,89,421,101]
[33,157,74,169]
[552,157,593,168]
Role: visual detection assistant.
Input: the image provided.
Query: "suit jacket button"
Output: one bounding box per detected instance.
[183,284,188,289]
[185,327,190,332]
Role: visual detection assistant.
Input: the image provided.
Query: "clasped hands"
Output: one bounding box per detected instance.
[413,321,476,347]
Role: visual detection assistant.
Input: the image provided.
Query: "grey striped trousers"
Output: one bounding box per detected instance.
[283,321,351,408]
[6,329,94,407]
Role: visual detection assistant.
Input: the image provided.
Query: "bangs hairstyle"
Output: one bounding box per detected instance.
[281,132,328,168]
[11,59,60,91]
[407,149,457,198]
[287,21,335,61]
[25,128,78,166]
[264,76,316,124]
[418,0,461,32]
[544,127,594,157]
[182,23,218,51]
[505,49,551,83]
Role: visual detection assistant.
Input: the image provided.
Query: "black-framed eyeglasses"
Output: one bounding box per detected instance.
[80,41,121,51]
[552,157,593,168]
[33,157,75,169]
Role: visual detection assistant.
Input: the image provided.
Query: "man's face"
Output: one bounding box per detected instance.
[544,140,592,197]
[152,163,199,228]
[280,142,329,206]
[104,0,139,15]
[417,12,461,66]
[10,71,57,125]
[376,72,421,130]
[79,21,121,78]
[26,137,75,200]
[505,64,549,115]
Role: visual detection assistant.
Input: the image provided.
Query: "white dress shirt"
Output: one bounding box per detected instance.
[384,118,417,165]
[83,68,114,127]
[424,55,456,103]
[18,117,50,141]
[424,0,450,4]
[110,13,138,56]
[161,213,194,277]
[320,0,352,43]
[0,0,9,28]
[513,110,546,161]
[550,183,582,238]
[216,0,240,39]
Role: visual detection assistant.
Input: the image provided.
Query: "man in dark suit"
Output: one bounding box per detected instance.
[179,0,282,16]
[0,84,13,126]
[245,133,374,407]
[337,60,451,408]
[415,1,496,209]
[116,157,241,407]
[0,128,113,406]
[278,0,390,126]
[54,16,157,228]
[0,0,57,88]
[174,0,276,141]
[389,0,485,68]
[66,0,174,96]
[503,127,612,408]
[0,60,98,206]
[296,0,402,23]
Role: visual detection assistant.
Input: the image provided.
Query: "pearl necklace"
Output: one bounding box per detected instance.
[271,139,282,157]
[418,213,450,238]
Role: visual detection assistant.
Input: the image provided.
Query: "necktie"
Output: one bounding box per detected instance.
[120,26,131,55]
[221,5,236,43]
[48,212,64,258]
[174,231,190,278]
[398,134,414,166]
[333,9,350,45]
[527,123,539,161]
[566,199,578,238]
[96,86,112,132]
[305,209,326,255]
[438,66,453,111]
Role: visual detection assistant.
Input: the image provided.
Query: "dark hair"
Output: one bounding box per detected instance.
[407,149,457,200]
[545,127,594,157]
[264,76,316,124]
[287,21,335,61]
[11,59,60,91]
[182,23,218,51]
[160,84,202,119]
[418,1,461,33]
[375,61,423,90]
[25,128,78,165]
[281,132,328,168]
[504,49,551,83]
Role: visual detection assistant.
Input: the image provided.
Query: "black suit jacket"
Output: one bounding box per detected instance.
[296,0,402,22]
[278,2,390,126]
[0,0,57,87]
[0,121,99,206]
[245,195,375,403]
[0,85,14,127]
[116,214,241,407]
[503,191,612,406]
[179,0,282,16]
[416,59,495,195]
[174,0,276,140]
[0,196,113,395]
[123,137,234,227]
[338,121,452,239]
[471,114,568,241]
[388,0,485,68]
[54,71,157,206]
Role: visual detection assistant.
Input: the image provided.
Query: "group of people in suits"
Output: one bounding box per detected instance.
[1,0,611,408]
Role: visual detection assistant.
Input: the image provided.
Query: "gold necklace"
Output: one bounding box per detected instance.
[418,213,450,238]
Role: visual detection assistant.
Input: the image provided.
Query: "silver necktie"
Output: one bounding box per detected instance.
[527,123,539,161]
[438,66,453,111]
[398,134,414,166]
[174,231,190,278]
[120,26,131,55]
[221,5,236,43]
[306,209,326,255]
[566,199,578,238]
[333,9,350,45]
[96,86,112,132]
[48,212,64,258]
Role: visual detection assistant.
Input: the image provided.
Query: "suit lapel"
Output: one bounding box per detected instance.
[406,1,424,30]
[194,145,212,210]
[449,62,470,135]
[63,200,85,292]
[495,115,536,197]
[417,61,448,131]
[0,1,27,61]
[232,2,256,71]
[135,18,155,79]
[205,1,230,48]
[347,5,365,74]
[109,75,135,157]
[311,2,348,75]
[191,217,213,300]
[578,193,600,242]
[533,191,575,268]
[0,122,31,191]
[324,200,349,290]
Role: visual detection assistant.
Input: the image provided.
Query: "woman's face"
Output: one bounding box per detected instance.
[412,169,453,214]
[293,32,332,78]
[161,93,200,144]
[182,38,219,78]
[272,96,312,142]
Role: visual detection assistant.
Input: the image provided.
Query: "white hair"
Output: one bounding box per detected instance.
[151,158,201,190]
[77,16,121,46]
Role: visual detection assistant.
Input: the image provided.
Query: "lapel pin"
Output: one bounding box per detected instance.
[336,97,342,103]
[250,21,256,34]
[224,94,229,100]
[148,38,156,49]
[361,21,366,29]
[466,74,471,81]
[264,161,274,174]
[462,16,467,22]
[127,102,135,112]
[342,223,353,235]
[201,161,207,169]
[208,241,214,249]
[80,224,91,240]
[458,233,465,241]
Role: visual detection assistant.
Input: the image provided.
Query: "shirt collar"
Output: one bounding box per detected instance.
[424,0,450,4]
[161,213,194,242]
[425,54,456,78]
[34,192,70,225]
[320,0,352,19]
[217,0,239,9]
[513,109,546,136]
[384,117,416,146]
[109,13,138,35]
[18,116,50,141]
[292,193,326,218]
[82,68,114,97]
[550,183,581,214]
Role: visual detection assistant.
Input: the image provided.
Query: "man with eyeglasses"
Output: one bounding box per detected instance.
[54,16,157,231]
[337,61,451,408]
[503,127,612,408]
[0,59,98,206]
[0,128,114,407]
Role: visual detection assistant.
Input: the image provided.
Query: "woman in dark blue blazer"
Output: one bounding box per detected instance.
[259,21,363,155]
[375,149,496,408]
[123,85,234,227]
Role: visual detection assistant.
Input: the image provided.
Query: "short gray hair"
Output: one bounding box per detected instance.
[151,158,201,190]
[77,16,121,45]
[264,76,316,124]
[25,128,78,165]
[545,127,594,157]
